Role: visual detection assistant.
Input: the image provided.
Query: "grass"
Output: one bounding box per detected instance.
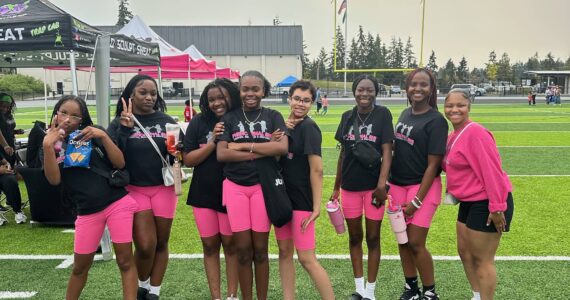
[1,102,569,299]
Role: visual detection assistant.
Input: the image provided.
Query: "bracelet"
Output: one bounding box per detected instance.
[414,195,423,205]
[249,143,254,153]
[411,199,421,209]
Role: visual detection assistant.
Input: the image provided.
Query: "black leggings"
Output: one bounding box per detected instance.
[0,174,23,213]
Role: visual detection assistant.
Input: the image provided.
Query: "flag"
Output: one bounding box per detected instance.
[338,0,347,23]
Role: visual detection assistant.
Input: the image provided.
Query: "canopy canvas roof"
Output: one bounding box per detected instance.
[0,0,160,68]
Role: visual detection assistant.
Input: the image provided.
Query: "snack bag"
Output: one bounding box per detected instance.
[63,130,92,168]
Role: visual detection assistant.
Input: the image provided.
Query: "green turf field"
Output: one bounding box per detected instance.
[1,102,569,299]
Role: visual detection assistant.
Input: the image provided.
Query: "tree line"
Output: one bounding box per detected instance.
[303,26,570,88]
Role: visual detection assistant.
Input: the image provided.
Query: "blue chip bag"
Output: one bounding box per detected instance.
[63,130,92,168]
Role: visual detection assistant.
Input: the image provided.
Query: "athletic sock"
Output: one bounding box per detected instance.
[405,276,419,291]
[472,291,481,300]
[354,277,365,296]
[138,278,150,290]
[149,285,161,296]
[423,284,435,294]
[364,281,376,300]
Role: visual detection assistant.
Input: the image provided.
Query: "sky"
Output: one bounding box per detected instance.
[51,0,570,69]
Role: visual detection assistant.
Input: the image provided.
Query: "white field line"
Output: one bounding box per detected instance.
[0,292,37,299]
[1,254,569,270]
[61,229,75,233]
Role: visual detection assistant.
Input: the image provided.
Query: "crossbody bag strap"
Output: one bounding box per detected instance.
[131,115,170,168]
[448,122,475,153]
[352,110,361,142]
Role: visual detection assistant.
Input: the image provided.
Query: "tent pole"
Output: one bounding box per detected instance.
[95,35,111,128]
[69,50,78,95]
[44,69,48,125]
[158,66,163,94]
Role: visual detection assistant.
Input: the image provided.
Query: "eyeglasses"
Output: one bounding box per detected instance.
[57,111,82,123]
[291,96,312,104]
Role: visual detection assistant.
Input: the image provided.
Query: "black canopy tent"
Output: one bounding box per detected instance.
[0,0,160,126]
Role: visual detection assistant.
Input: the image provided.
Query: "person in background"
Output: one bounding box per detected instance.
[0,93,26,224]
[332,74,394,300]
[108,74,177,300]
[216,70,288,300]
[321,93,329,116]
[275,80,335,299]
[443,89,514,300]
[527,91,533,106]
[183,78,241,300]
[389,68,448,300]
[184,99,198,122]
[315,87,322,115]
[42,95,138,299]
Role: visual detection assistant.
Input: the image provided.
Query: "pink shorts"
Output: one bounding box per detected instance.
[341,189,385,221]
[274,210,316,251]
[222,179,271,233]
[127,185,178,219]
[74,195,137,254]
[388,177,442,228]
[193,207,232,238]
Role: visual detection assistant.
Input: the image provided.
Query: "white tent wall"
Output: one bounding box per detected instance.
[205,55,301,86]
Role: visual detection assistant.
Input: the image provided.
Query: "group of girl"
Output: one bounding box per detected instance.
[42,67,513,300]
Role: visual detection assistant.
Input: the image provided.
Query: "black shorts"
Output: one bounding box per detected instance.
[457,192,514,233]
[316,102,322,111]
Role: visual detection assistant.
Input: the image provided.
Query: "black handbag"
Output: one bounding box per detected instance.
[350,108,382,169]
[255,156,293,227]
[90,144,130,187]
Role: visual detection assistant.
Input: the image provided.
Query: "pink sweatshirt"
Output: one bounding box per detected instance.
[443,121,512,212]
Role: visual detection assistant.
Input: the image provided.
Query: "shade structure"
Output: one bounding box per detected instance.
[275,75,298,87]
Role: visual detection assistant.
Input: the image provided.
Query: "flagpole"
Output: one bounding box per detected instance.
[343,0,348,96]
[419,0,426,67]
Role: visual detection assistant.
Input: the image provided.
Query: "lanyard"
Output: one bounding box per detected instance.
[445,122,474,164]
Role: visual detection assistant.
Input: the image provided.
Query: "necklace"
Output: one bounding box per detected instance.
[242,107,262,124]
[357,110,373,125]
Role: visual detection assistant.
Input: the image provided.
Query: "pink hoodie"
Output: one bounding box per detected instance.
[443,121,512,212]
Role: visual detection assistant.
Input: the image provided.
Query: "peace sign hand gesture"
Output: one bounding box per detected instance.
[119,97,134,128]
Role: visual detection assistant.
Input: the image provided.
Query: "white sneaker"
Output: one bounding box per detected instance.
[15,212,27,224]
[0,214,7,226]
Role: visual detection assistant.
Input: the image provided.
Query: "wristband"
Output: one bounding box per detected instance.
[411,199,421,209]
[249,143,254,153]
[414,195,423,205]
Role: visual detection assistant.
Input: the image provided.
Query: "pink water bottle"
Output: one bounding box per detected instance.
[53,129,65,152]
[326,198,345,234]
[387,196,408,244]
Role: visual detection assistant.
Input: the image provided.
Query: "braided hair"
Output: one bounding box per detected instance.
[115,74,167,117]
[404,68,438,110]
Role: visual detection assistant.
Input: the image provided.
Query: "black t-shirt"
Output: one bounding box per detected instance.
[58,131,128,216]
[108,111,176,186]
[335,105,394,191]
[390,107,448,186]
[219,107,286,186]
[281,117,321,211]
[183,113,226,213]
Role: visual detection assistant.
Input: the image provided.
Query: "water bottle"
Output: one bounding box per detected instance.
[387,196,408,244]
[326,198,345,234]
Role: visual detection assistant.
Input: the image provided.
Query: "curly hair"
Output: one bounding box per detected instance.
[199,78,241,121]
[404,68,438,110]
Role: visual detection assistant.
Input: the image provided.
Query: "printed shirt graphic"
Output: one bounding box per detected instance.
[281,117,322,211]
[183,114,226,213]
[390,107,448,186]
[335,105,394,191]
[219,108,286,186]
[108,111,176,186]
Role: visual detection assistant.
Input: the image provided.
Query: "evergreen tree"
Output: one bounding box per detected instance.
[302,41,311,79]
[374,35,387,69]
[511,61,527,84]
[403,37,416,68]
[116,0,134,26]
[347,38,359,80]
[328,26,346,81]
[525,52,540,71]
[486,50,498,83]
[314,47,329,80]
[541,52,556,70]
[496,52,512,82]
[387,37,404,69]
[457,56,469,83]
[364,33,376,69]
[355,26,367,70]
[441,59,456,88]
[426,50,438,72]
[469,68,487,85]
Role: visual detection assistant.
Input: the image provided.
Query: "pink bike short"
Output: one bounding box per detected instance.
[127,185,178,219]
[193,207,232,238]
[222,179,271,233]
[274,210,316,251]
[74,195,137,254]
[388,177,442,228]
[341,189,385,221]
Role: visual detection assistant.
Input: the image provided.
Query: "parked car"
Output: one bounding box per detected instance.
[162,86,176,97]
[450,84,477,100]
[476,87,486,96]
[390,86,401,94]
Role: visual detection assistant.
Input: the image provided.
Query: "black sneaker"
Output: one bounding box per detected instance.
[400,284,421,300]
[350,292,363,300]
[137,287,149,300]
[145,293,159,300]
[422,290,439,300]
